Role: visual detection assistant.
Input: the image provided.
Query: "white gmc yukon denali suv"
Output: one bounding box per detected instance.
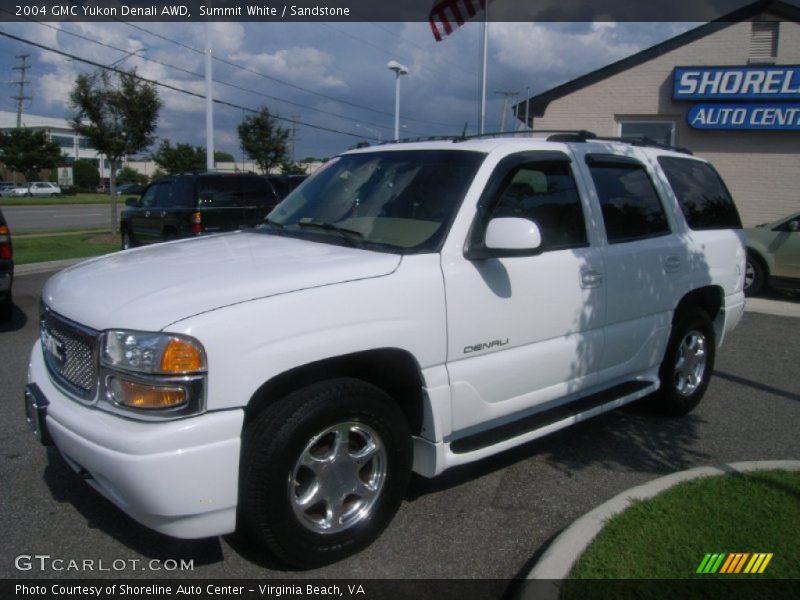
[26,135,746,567]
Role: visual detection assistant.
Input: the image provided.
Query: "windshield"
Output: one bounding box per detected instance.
[264,150,485,253]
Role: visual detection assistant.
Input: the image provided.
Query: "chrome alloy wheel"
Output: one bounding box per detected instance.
[744,261,755,292]
[674,330,708,397]
[289,422,387,534]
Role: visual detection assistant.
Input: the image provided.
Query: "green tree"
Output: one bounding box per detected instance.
[116,165,148,185]
[152,140,205,174]
[0,128,62,182]
[237,107,289,174]
[70,68,161,231]
[73,158,100,191]
[280,161,306,175]
[214,150,235,163]
[150,167,167,182]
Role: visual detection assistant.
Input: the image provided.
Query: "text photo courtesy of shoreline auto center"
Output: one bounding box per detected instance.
[1,0,799,599]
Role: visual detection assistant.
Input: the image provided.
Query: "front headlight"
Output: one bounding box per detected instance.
[101,331,206,374]
[99,331,207,417]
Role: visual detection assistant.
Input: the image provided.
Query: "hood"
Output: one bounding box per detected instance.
[43,232,401,331]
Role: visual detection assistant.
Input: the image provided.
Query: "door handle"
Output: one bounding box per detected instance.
[144,211,150,218]
[581,269,603,288]
[664,256,681,273]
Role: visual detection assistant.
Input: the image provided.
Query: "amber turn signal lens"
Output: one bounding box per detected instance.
[160,338,205,373]
[109,378,187,409]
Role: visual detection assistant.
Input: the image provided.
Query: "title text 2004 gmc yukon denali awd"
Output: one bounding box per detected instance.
[25,136,746,567]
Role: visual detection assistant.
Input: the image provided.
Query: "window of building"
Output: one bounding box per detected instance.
[618,121,675,147]
[488,160,587,251]
[50,134,74,148]
[749,20,779,64]
[587,157,670,244]
[658,157,742,230]
[78,137,94,150]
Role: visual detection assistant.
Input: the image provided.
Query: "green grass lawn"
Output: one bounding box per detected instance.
[568,470,800,580]
[0,193,114,206]
[13,232,119,264]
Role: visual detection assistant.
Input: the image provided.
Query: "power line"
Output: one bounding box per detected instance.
[30,19,408,136]
[0,28,383,143]
[121,20,460,130]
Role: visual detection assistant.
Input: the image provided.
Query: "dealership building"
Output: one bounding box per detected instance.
[517,0,800,226]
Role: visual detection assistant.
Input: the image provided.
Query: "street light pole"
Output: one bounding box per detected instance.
[387,61,409,141]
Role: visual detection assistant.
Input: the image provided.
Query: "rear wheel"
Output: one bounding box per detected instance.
[238,378,412,568]
[652,308,716,416]
[121,228,133,250]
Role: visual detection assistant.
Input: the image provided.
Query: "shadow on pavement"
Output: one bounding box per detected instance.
[716,371,800,403]
[406,400,709,501]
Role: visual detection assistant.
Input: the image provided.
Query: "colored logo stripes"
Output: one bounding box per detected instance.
[697,553,773,574]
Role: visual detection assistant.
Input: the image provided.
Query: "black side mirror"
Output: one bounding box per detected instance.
[125,197,139,207]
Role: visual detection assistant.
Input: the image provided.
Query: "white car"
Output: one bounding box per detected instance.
[8,181,61,197]
[25,134,746,568]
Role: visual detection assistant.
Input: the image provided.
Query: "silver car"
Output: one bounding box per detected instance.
[7,182,62,198]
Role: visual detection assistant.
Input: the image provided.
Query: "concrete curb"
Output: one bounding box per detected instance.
[527,459,800,582]
[15,258,86,276]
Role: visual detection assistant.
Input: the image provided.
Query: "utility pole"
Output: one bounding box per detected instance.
[291,116,298,164]
[494,90,518,133]
[11,54,32,129]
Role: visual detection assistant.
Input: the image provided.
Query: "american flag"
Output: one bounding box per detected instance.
[429,0,493,42]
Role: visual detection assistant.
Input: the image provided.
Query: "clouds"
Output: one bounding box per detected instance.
[0,19,694,158]
[230,46,346,90]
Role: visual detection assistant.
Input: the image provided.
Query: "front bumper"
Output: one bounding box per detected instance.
[27,341,244,539]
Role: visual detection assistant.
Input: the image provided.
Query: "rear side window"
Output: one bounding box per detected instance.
[587,158,670,244]
[658,156,742,230]
[488,160,587,251]
[196,176,276,208]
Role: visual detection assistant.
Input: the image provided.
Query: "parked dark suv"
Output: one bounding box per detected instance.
[120,173,279,248]
[0,209,13,322]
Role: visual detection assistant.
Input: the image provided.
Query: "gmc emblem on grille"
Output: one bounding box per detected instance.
[41,327,65,365]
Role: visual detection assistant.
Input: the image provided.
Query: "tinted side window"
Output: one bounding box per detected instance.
[139,184,160,208]
[588,161,670,244]
[658,156,742,230]
[196,176,275,207]
[489,161,587,250]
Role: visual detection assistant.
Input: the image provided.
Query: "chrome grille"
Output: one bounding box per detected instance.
[41,308,98,400]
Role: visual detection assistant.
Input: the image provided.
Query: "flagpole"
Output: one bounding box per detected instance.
[480,2,488,134]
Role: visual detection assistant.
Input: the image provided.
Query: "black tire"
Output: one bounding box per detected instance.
[0,293,12,323]
[238,378,412,568]
[163,230,177,242]
[652,308,716,416]
[121,228,134,250]
[744,251,766,297]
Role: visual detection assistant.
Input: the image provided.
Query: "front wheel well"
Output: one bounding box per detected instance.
[244,349,425,436]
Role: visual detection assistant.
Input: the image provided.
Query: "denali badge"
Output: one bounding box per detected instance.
[41,327,65,364]
[464,338,509,354]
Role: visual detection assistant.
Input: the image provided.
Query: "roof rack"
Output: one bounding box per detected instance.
[586,136,694,155]
[366,130,691,155]
[372,130,599,146]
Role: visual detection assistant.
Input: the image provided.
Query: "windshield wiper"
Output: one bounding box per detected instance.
[264,218,284,229]
[294,221,365,248]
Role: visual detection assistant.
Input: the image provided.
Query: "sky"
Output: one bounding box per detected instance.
[0,19,697,161]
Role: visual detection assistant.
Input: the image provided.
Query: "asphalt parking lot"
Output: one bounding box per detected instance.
[1,271,798,583]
